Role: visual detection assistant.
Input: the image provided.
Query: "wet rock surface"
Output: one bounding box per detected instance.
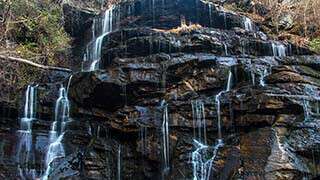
[0,0,320,179]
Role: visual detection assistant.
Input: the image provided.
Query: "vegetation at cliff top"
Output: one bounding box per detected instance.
[0,0,71,66]
[0,0,319,57]
[310,38,320,54]
[226,0,320,52]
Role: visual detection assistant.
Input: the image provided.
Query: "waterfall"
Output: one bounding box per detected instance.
[215,92,223,140]
[275,129,286,161]
[191,69,234,178]
[88,123,93,136]
[259,69,267,87]
[191,69,232,179]
[24,85,37,118]
[139,125,148,173]
[223,43,228,56]
[244,17,254,31]
[240,39,246,55]
[17,85,38,179]
[303,85,320,120]
[117,145,121,180]
[122,84,127,106]
[152,0,156,25]
[216,69,233,141]
[52,87,70,135]
[259,67,271,87]
[97,125,102,138]
[92,19,96,40]
[43,86,70,179]
[128,4,133,15]
[272,42,286,57]
[223,12,227,29]
[83,6,114,71]
[303,99,312,121]
[226,70,233,91]
[161,100,170,173]
[288,43,293,56]
[208,3,212,26]
[191,100,207,144]
[139,126,148,154]
[247,60,256,86]
[66,75,73,94]
[191,99,222,179]
[161,0,165,9]
[44,134,65,172]
[251,71,256,86]
[191,140,223,180]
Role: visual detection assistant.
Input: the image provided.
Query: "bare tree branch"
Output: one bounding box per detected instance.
[0,54,72,73]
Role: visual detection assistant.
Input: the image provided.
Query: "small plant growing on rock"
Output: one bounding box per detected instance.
[309,38,320,54]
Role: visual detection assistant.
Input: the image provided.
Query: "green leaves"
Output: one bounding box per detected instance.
[309,38,320,54]
[4,0,70,66]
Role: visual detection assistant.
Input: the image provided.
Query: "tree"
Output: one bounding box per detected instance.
[0,0,71,66]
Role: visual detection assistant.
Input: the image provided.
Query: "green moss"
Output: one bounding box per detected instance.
[309,38,320,54]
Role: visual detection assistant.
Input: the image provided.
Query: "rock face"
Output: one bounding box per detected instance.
[0,0,320,180]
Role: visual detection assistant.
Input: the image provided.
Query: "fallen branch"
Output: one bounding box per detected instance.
[0,54,72,73]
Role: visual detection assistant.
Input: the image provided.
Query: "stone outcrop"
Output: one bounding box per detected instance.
[0,0,320,180]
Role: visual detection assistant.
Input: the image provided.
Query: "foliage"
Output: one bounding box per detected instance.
[252,0,320,37]
[0,0,71,66]
[18,64,43,89]
[222,0,320,50]
[309,38,320,54]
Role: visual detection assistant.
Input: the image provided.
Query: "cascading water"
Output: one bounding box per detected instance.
[128,4,132,15]
[190,98,223,179]
[258,65,274,87]
[23,85,37,119]
[259,68,268,87]
[272,42,286,57]
[17,85,38,179]
[303,85,320,121]
[269,85,320,122]
[191,100,207,144]
[192,139,223,180]
[161,100,170,174]
[139,125,148,174]
[244,17,254,31]
[83,6,114,71]
[43,86,70,179]
[117,145,121,180]
[92,19,96,40]
[152,0,156,25]
[247,60,256,86]
[191,69,233,179]
[66,75,73,94]
[139,125,148,154]
[208,3,213,26]
[215,93,223,140]
[216,70,233,140]
[226,70,233,92]
[223,43,228,56]
[222,12,227,29]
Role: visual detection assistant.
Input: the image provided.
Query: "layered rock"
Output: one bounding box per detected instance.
[0,0,320,180]
[63,0,320,178]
